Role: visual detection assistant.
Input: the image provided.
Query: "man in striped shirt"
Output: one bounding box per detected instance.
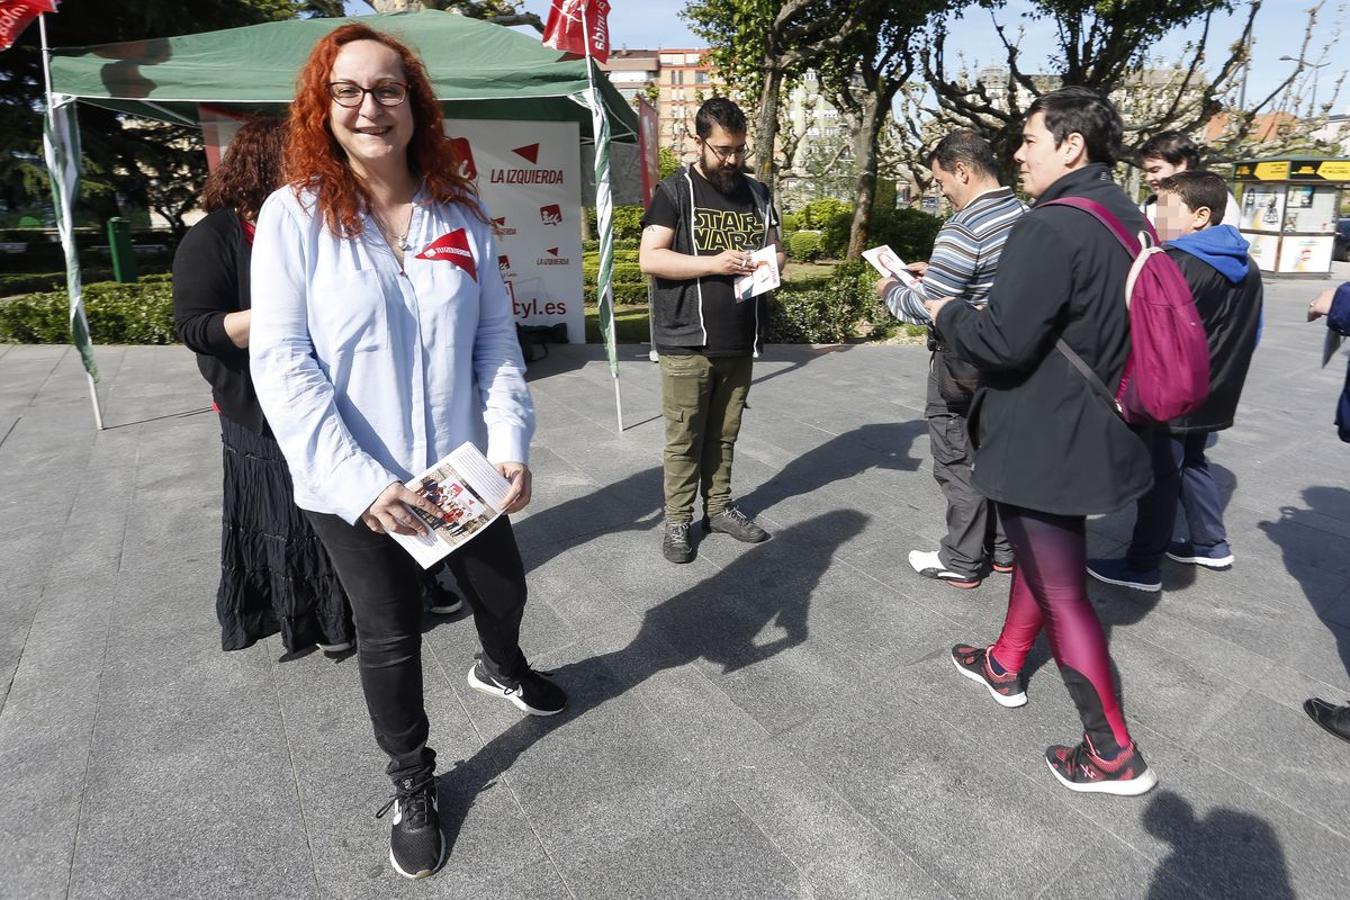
[875,130,1026,588]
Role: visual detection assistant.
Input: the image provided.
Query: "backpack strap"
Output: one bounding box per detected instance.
[1055,337,1121,415]
[1037,197,1148,419]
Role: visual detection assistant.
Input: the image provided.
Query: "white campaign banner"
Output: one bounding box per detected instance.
[442,119,585,343]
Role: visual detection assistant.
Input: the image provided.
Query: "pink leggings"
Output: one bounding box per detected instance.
[991,504,1133,753]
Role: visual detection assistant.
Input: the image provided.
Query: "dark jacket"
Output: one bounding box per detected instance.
[647,166,774,354]
[173,207,266,433]
[936,164,1152,516]
[1164,227,1263,434]
[1329,282,1350,442]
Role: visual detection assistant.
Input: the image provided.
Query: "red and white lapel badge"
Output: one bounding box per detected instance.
[415,228,477,281]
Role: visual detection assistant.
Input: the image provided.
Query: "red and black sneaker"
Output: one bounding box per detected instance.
[951,644,1027,708]
[1045,735,1159,796]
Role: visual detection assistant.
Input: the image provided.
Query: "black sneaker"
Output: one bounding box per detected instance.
[1045,735,1159,796]
[704,506,769,543]
[951,644,1027,708]
[375,773,445,879]
[663,520,694,563]
[466,660,567,716]
[423,569,464,615]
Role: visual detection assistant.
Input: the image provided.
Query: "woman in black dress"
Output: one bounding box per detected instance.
[173,118,356,653]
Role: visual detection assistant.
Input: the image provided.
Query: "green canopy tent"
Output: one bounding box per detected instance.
[47,9,638,138]
[41,10,637,429]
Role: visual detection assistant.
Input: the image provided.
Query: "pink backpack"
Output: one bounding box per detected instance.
[1042,197,1209,425]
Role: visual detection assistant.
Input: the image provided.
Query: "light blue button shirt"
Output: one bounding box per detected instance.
[249,185,534,524]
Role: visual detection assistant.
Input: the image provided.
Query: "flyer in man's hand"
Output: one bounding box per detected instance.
[862,244,920,289]
[733,245,781,301]
[387,442,513,568]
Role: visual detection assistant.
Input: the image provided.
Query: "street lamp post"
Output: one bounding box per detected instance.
[1279,56,1331,113]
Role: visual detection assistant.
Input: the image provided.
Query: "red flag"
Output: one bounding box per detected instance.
[542,0,611,64]
[0,0,56,52]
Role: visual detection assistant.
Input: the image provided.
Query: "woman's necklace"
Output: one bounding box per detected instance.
[374,203,413,253]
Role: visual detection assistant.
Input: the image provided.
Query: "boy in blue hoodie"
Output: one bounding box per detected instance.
[1088,171,1264,591]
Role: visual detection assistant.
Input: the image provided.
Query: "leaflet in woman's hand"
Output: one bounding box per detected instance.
[388,442,512,568]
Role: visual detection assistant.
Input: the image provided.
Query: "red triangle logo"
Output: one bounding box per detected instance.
[512,143,540,163]
[492,216,506,226]
[414,228,477,281]
[546,247,560,257]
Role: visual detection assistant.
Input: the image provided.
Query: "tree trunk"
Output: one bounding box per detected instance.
[753,65,784,197]
[845,94,886,261]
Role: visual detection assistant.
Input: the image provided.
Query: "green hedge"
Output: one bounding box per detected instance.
[766,259,889,343]
[0,269,909,346]
[584,281,648,304]
[785,230,823,262]
[582,205,645,241]
[0,279,175,344]
[581,238,639,253]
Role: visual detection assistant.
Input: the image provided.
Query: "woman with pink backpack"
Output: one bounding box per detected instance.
[924,87,1160,796]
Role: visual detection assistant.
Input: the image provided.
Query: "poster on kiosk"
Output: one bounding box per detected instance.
[443,119,585,344]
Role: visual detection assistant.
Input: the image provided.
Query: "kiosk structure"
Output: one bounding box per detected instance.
[1232,157,1350,276]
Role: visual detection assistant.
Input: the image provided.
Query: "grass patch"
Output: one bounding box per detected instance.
[782,260,839,284]
[584,303,650,343]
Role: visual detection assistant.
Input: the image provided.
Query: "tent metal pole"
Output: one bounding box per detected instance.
[40,13,104,431]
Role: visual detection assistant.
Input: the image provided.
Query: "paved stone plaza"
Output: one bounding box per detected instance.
[2,267,1349,899]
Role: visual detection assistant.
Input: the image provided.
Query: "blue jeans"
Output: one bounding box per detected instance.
[1126,431,1227,571]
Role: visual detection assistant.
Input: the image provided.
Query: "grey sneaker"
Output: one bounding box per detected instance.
[704,506,769,543]
[663,520,694,563]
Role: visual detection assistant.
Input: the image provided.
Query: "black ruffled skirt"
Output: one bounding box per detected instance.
[216,414,354,652]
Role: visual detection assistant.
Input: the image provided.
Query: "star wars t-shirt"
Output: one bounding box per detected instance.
[642,167,778,356]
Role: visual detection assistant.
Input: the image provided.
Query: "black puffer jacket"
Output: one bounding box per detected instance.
[936,164,1153,517]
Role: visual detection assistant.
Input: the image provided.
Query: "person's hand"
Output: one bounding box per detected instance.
[924,297,952,320]
[874,276,898,298]
[362,481,443,536]
[906,260,930,278]
[496,462,532,514]
[1308,287,1335,321]
[709,249,753,277]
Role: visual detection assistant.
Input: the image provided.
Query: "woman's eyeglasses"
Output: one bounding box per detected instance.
[328,81,409,108]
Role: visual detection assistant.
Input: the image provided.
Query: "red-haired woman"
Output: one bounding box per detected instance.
[174,118,356,656]
[249,25,564,879]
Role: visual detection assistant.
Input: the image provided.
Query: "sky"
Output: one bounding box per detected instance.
[343,1,1349,114]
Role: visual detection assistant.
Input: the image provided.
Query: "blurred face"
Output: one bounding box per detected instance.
[697,124,748,193]
[327,40,414,178]
[1014,112,1082,199]
[1155,190,1210,241]
[1142,155,1187,192]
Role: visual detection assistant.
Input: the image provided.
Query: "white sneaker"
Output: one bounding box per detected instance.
[907,549,981,589]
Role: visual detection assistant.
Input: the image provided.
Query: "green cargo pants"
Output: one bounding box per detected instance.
[659,352,753,525]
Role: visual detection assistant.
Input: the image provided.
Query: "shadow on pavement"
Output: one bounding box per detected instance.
[435,508,869,855]
[514,420,923,575]
[1258,485,1350,679]
[1144,790,1294,899]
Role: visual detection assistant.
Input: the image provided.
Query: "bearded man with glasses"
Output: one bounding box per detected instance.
[639,97,785,564]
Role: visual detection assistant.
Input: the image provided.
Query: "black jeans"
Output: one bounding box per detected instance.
[304,513,529,780]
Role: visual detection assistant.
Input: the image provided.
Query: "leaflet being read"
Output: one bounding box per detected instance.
[861,244,920,289]
[733,245,781,301]
[388,442,513,568]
